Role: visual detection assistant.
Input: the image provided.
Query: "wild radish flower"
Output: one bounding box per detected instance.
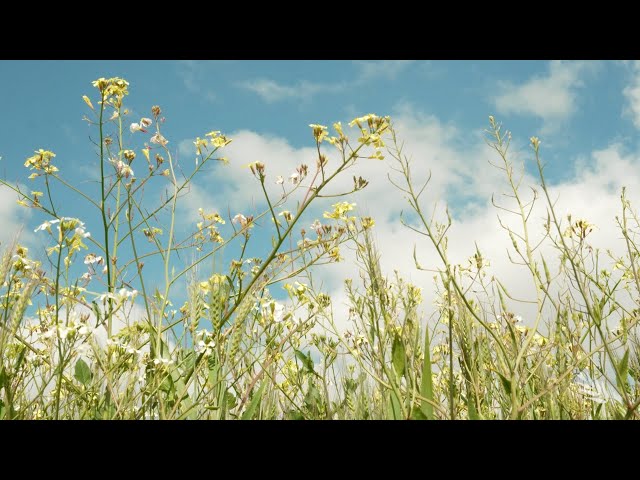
[123,150,136,161]
[153,357,174,366]
[530,136,541,150]
[233,214,248,227]
[262,301,285,323]
[279,210,293,222]
[205,130,232,148]
[310,220,322,235]
[115,160,134,178]
[140,117,152,128]
[84,253,104,265]
[323,202,356,220]
[194,137,208,155]
[275,175,284,185]
[150,132,169,146]
[361,217,375,229]
[289,172,300,184]
[130,122,146,133]
[34,219,60,234]
[309,124,328,143]
[24,149,58,175]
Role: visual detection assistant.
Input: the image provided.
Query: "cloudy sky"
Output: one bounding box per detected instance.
[2,60,639,329]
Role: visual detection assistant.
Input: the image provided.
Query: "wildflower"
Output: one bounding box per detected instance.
[123,150,136,161]
[289,172,300,184]
[82,95,94,110]
[84,253,104,265]
[309,124,328,143]
[24,149,58,175]
[205,130,232,148]
[248,161,265,178]
[275,175,284,185]
[279,210,293,222]
[130,122,146,133]
[150,133,169,146]
[140,117,153,128]
[114,160,134,178]
[310,220,323,235]
[530,136,541,150]
[151,105,162,118]
[361,217,375,229]
[194,137,208,155]
[34,219,60,234]
[323,202,356,220]
[233,214,248,227]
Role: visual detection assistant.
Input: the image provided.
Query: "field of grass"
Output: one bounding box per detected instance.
[1,77,639,419]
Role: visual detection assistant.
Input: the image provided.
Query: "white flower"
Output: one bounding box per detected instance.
[233,214,247,227]
[34,219,60,233]
[115,160,134,178]
[140,117,153,128]
[153,357,174,366]
[275,175,284,185]
[262,301,285,323]
[310,220,322,234]
[289,172,300,184]
[150,133,169,146]
[84,253,104,265]
[75,226,90,239]
[130,122,143,133]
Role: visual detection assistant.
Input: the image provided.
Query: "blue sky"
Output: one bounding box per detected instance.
[2,60,640,327]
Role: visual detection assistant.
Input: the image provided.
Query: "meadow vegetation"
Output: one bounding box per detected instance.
[1,77,639,419]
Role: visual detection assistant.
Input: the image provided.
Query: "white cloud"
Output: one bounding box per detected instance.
[174,106,640,338]
[240,61,416,103]
[0,184,32,249]
[353,60,415,81]
[623,61,640,129]
[492,60,598,133]
[240,78,345,104]
[177,60,217,103]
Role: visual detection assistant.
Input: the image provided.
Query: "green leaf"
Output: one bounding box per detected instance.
[496,371,512,396]
[74,359,92,386]
[617,348,630,393]
[419,327,435,420]
[295,349,317,376]
[392,335,406,379]
[0,367,6,390]
[410,406,428,420]
[241,381,266,420]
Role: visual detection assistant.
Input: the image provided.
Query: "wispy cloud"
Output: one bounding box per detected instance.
[240,60,416,103]
[177,60,217,103]
[492,60,599,133]
[623,61,640,129]
[353,60,414,81]
[240,79,346,103]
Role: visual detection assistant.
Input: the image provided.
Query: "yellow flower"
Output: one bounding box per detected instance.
[24,149,57,174]
[361,217,375,229]
[194,137,208,155]
[309,124,328,143]
[530,136,541,150]
[82,95,94,110]
[123,150,136,161]
[323,202,356,220]
[206,130,232,148]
